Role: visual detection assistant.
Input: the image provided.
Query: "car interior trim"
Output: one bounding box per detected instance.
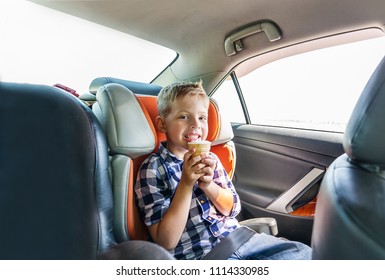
[224,20,282,56]
[266,167,325,213]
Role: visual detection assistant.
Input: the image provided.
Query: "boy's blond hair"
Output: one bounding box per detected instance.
[157,81,209,117]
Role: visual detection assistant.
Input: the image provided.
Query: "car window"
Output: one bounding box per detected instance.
[0,1,176,93]
[212,75,246,124]
[214,36,385,132]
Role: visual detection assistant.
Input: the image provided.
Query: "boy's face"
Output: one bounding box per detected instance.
[158,94,209,159]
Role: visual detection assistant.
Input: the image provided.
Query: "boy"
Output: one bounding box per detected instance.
[134,81,311,260]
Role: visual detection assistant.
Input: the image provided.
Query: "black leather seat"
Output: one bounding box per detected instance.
[0,82,173,259]
[311,55,385,259]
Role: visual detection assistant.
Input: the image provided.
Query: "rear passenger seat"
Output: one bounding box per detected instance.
[84,77,239,241]
[85,77,273,243]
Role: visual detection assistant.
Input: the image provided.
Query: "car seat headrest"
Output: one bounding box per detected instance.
[95,83,156,158]
[343,55,385,169]
[89,77,233,150]
[208,98,234,145]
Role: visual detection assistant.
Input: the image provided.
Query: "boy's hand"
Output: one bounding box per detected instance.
[197,153,216,189]
[183,151,234,216]
[180,148,208,187]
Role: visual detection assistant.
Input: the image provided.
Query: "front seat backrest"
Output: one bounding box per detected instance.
[311,55,385,259]
[0,82,116,259]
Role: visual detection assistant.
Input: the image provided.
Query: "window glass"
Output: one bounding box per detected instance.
[0,1,176,92]
[237,36,385,132]
[212,77,246,124]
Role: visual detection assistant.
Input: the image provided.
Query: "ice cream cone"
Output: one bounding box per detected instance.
[187,140,211,156]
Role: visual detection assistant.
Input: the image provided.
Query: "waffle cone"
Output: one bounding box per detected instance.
[187,140,211,156]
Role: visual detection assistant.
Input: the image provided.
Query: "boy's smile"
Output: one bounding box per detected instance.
[184,132,201,142]
[157,94,209,159]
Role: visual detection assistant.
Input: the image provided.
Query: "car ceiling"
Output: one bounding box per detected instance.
[29,0,385,88]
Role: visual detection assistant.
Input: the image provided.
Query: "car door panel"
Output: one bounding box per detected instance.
[232,124,344,244]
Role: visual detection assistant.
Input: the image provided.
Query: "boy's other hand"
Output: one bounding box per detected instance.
[197,153,216,189]
[180,148,207,187]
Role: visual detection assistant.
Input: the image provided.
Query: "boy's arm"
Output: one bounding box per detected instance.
[148,149,206,250]
[198,180,234,216]
[147,180,194,250]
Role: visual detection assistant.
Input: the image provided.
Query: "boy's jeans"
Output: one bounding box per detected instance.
[228,232,312,260]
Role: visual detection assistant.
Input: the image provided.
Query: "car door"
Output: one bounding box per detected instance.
[211,35,385,245]
[232,122,343,245]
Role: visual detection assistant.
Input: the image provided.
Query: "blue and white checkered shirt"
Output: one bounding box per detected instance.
[134,141,241,260]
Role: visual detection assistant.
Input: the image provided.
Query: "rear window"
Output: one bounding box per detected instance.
[0,1,176,93]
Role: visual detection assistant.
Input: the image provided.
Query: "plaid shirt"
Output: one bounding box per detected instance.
[134,142,241,260]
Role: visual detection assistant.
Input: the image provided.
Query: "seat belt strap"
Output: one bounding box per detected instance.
[202,226,256,260]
